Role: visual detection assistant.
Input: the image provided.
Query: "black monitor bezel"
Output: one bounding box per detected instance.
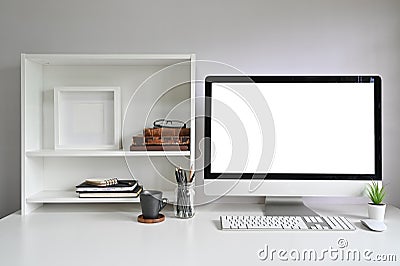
[204,75,382,181]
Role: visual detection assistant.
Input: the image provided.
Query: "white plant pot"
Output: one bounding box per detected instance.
[368,203,386,221]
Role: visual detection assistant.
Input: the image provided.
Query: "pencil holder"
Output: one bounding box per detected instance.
[174,182,195,218]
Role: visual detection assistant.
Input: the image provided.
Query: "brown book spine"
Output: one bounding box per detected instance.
[144,128,190,137]
[132,136,189,146]
[130,144,189,151]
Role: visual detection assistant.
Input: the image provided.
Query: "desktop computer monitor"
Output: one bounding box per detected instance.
[204,75,382,215]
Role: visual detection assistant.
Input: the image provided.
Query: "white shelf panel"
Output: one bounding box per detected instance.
[27,190,175,204]
[27,190,141,203]
[26,150,190,157]
[26,54,192,66]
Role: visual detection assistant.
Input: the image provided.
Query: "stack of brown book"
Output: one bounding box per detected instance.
[130,127,190,151]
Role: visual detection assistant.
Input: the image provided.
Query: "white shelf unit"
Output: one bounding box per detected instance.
[21,54,196,215]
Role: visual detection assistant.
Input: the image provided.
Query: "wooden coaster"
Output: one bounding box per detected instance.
[137,213,165,224]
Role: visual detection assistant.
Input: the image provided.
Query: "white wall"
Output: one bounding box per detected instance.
[1,0,399,217]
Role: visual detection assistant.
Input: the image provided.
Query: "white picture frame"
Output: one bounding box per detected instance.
[54,87,121,150]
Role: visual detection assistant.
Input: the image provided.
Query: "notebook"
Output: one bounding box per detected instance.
[78,185,143,198]
[84,177,118,187]
[76,179,138,192]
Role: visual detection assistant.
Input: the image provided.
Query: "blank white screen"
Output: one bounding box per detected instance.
[211,82,375,174]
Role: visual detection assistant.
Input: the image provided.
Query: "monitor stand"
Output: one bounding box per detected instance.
[265,196,318,216]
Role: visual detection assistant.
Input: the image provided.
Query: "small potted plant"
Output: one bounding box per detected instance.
[367,181,386,221]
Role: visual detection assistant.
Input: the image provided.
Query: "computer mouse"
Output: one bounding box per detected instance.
[360,219,387,232]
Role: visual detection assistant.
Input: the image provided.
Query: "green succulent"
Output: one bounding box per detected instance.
[367,181,385,205]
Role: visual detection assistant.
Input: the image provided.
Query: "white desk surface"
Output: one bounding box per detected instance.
[1,203,399,266]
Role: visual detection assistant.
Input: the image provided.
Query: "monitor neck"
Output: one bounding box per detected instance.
[265,196,318,216]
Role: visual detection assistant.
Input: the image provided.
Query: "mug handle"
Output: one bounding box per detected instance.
[159,198,168,211]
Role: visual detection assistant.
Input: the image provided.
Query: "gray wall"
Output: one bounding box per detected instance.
[1,0,400,218]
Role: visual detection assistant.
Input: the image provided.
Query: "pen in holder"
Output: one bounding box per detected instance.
[174,167,195,219]
[175,182,195,218]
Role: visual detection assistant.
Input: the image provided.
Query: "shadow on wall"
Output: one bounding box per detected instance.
[0,65,21,218]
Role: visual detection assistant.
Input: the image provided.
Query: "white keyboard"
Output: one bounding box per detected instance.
[220,215,355,231]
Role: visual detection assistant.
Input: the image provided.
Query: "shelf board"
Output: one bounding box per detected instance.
[27,190,175,204]
[26,150,190,157]
[25,54,193,66]
[27,190,141,203]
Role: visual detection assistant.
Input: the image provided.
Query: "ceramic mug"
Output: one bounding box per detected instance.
[140,190,168,219]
